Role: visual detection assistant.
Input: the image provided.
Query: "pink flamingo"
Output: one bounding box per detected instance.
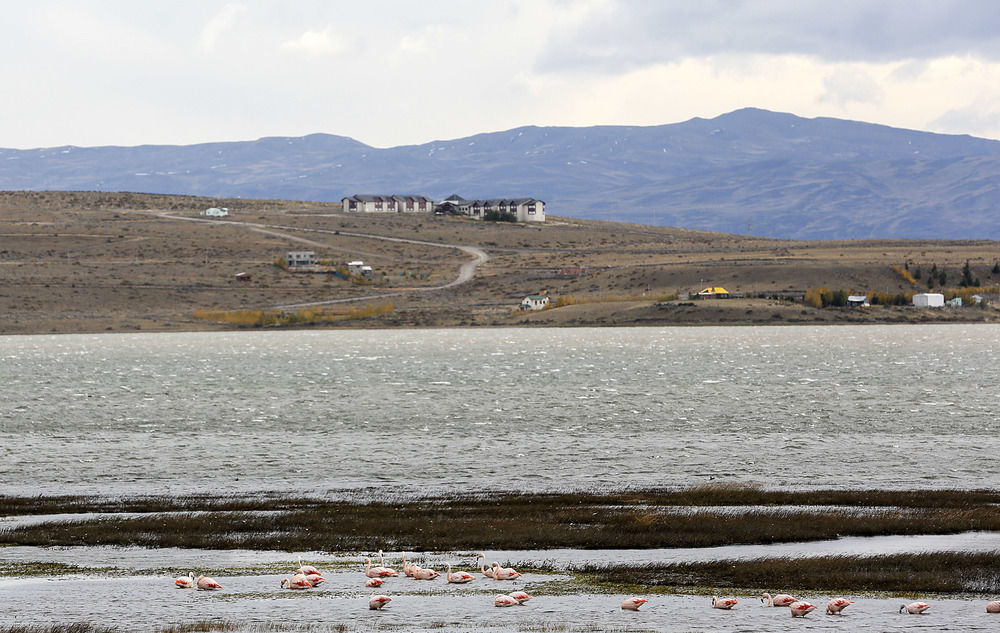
[712,596,738,609]
[401,552,419,577]
[174,572,194,589]
[621,597,647,610]
[296,556,320,576]
[761,592,797,607]
[509,590,531,604]
[376,550,399,576]
[364,557,399,578]
[900,601,930,614]
[789,601,817,617]
[413,566,441,580]
[446,563,476,583]
[280,574,313,590]
[369,594,392,610]
[988,600,1000,613]
[478,553,496,578]
[495,594,521,607]
[365,577,384,588]
[304,572,325,586]
[826,598,854,614]
[491,561,522,580]
[196,575,223,590]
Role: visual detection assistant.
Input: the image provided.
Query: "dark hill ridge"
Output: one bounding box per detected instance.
[2,108,999,240]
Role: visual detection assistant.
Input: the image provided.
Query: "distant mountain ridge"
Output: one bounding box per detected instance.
[2,107,999,240]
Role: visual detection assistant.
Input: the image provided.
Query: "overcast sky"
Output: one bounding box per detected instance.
[3,0,1000,149]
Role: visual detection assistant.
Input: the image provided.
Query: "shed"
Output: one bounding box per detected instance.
[202,207,229,217]
[847,295,870,307]
[913,293,944,307]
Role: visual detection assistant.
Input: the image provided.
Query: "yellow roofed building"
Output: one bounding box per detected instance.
[697,287,730,298]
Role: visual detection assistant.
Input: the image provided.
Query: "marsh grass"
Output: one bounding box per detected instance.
[5,487,1000,551]
[583,551,1000,595]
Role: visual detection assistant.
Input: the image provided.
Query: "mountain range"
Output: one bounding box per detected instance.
[2,107,999,240]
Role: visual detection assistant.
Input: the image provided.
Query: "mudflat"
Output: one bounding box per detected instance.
[2,190,998,335]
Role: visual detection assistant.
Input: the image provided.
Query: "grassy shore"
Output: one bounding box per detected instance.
[4,487,1000,552]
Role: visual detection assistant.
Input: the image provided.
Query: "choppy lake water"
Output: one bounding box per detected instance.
[2,325,999,496]
[3,325,1000,632]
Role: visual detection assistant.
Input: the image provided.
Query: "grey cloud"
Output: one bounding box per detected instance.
[818,67,884,106]
[930,106,1000,137]
[536,0,1000,72]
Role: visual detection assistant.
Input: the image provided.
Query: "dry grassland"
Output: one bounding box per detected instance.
[2,191,998,334]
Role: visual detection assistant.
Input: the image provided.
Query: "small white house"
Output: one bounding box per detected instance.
[913,292,945,307]
[520,295,550,311]
[347,260,365,275]
[286,251,317,268]
[202,207,229,217]
[847,295,870,307]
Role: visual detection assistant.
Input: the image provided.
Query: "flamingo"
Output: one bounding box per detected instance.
[174,572,194,589]
[376,550,399,577]
[789,601,818,617]
[509,590,531,604]
[364,557,399,578]
[712,596,738,609]
[495,594,521,607]
[900,601,930,614]
[196,575,223,591]
[621,597,647,611]
[296,556,320,576]
[826,598,854,614]
[401,552,419,577]
[280,574,313,590]
[491,561,522,580]
[304,572,325,586]
[988,600,1000,613]
[365,577,384,588]
[478,553,496,578]
[446,563,476,583]
[369,594,392,610]
[413,566,441,580]
[761,592,797,607]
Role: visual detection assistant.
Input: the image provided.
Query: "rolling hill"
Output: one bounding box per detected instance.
[2,108,999,240]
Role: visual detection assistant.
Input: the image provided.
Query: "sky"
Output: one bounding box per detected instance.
[3,0,1000,149]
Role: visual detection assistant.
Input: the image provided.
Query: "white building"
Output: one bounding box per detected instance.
[913,292,945,307]
[201,207,229,217]
[520,295,550,311]
[286,251,318,268]
[451,197,546,222]
[341,194,434,213]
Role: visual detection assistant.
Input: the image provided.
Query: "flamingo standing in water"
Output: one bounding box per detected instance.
[478,553,496,578]
[304,572,325,586]
[364,557,399,578]
[365,577,384,588]
[377,550,399,576]
[296,556,321,576]
[509,591,531,604]
[445,563,476,583]
[826,598,854,614]
[761,592,797,607]
[369,594,392,610]
[174,572,195,589]
[789,601,818,617]
[621,597,647,611]
[712,596,738,609]
[196,575,223,591]
[494,594,521,607]
[491,561,522,580]
[413,566,441,580]
[401,552,419,577]
[987,600,1000,613]
[280,574,313,590]
[900,601,931,614]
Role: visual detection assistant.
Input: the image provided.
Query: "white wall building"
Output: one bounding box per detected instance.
[520,295,550,311]
[913,293,945,307]
[286,251,318,268]
[341,194,434,213]
[453,197,546,222]
[201,207,229,217]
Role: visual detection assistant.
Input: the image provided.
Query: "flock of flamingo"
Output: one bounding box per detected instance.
[174,550,1000,616]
